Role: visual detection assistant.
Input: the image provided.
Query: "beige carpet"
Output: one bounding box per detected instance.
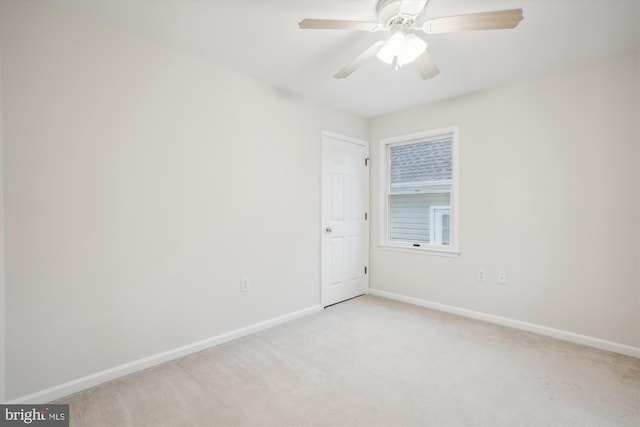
[58,295,640,426]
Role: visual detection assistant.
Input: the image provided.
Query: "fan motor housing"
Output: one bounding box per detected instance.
[377,0,424,25]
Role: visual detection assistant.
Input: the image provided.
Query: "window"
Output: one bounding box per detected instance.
[430,206,451,246]
[380,127,459,254]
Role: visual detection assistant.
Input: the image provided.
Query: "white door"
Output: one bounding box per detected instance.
[321,132,369,307]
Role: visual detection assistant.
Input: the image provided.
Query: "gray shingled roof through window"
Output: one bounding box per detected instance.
[390,137,452,191]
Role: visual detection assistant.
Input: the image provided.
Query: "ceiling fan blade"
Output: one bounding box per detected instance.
[334,41,386,79]
[399,0,429,16]
[415,51,440,80]
[298,19,381,31]
[422,9,523,34]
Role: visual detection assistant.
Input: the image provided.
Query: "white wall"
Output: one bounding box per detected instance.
[637,51,640,349]
[1,1,366,401]
[370,50,640,348]
[0,0,6,404]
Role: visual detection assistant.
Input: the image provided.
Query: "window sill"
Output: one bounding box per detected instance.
[378,244,460,257]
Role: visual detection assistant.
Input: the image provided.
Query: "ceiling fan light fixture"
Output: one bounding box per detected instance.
[376,31,405,64]
[404,33,427,62]
[376,31,426,68]
[299,1,524,79]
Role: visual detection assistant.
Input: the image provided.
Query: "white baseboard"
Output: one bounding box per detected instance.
[6,305,323,404]
[369,288,640,359]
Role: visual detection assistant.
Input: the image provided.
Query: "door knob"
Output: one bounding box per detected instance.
[325,227,333,233]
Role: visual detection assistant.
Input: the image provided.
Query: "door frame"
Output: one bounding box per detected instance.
[320,131,370,306]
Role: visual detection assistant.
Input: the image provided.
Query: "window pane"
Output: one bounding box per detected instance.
[441,214,451,246]
[389,193,450,243]
[390,138,452,192]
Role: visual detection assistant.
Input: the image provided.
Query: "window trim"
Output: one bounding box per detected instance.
[379,126,460,256]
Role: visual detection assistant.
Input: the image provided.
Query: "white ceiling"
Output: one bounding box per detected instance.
[49,0,640,118]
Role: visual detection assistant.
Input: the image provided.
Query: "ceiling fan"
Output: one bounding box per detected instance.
[298,0,523,79]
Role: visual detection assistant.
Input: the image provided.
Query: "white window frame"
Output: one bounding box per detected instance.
[379,126,460,256]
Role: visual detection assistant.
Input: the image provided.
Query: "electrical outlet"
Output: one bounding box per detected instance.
[477,269,486,282]
[241,277,250,293]
[498,272,507,284]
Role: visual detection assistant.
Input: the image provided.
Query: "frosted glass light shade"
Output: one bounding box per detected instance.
[376,31,427,66]
[404,33,427,63]
[376,31,406,64]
